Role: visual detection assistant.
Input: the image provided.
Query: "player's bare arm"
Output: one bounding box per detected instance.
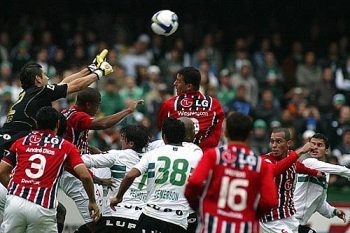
[59,49,108,85]
[59,68,90,85]
[295,142,314,156]
[90,99,144,130]
[110,167,141,210]
[0,161,12,187]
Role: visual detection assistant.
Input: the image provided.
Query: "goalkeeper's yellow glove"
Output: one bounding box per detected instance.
[88,49,109,72]
[93,61,113,79]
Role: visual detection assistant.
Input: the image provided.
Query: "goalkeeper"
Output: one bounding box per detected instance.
[0,49,113,159]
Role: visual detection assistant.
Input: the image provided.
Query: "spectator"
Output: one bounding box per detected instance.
[231,59,259,107]
[332,129,350,167]
[100,78,124,116]
[335,56,350,103]
[216,68,235,107]
[255,88,281,123]
[250,119,270,155]
[119,76,145,113]
[225,84,254,117]
[310,66,337,115]
[120,34,152,77]
[296,51,322,90]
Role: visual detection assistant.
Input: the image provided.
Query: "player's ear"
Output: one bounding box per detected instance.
[186,83,193,91]
[34,75,42,85]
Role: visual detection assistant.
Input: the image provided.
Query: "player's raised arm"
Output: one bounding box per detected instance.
[110,167,142,210]
[90,99,144,130]
[59,49,113,94]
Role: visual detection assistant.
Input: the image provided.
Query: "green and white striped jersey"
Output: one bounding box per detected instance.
[134,144,202,229]
[82,149,147,220]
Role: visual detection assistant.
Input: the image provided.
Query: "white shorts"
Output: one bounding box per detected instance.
[59,171,91,223]
[1,195,57,233]
[91,168,110,215]
[0,183,8,224]
[260,216,299,233]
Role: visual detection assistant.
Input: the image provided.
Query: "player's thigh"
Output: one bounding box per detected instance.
[1,195,28,233]
[26,202,57,233]
[0,183,8,224]
[60,172,91,222]
[95,216,138,233]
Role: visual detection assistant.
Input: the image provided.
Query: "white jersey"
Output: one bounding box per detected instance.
[294,157,350,224]
[82,149,147,220]
[134,144,201,229]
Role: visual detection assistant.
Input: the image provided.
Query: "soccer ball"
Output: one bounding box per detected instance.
[151,10,178,36]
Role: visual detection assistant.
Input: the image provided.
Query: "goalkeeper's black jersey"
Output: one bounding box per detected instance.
[1,84,67,132]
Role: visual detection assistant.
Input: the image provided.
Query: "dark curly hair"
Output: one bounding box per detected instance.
[120,125,150,153]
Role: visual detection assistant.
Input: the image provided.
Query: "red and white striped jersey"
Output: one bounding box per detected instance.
[157,91,224,151]
[3,130,84,209]
[185,143,278,233]
[260,151,319,222]
[62,105,93,154]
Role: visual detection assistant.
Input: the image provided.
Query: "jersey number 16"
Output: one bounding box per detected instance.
[218,177,249,211]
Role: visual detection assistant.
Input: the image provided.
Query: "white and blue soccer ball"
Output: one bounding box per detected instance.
[151,10,178,36]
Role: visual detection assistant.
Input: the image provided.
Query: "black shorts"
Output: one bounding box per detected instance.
[298,225,317,233]
[95,216,138,233]
[187,212,198,233]
[136,213,187,233]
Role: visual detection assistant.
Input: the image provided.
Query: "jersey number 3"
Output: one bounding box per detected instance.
[25,154,46,179]
[218,177,248,211]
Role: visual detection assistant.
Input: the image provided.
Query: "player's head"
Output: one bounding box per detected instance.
[225,112,253,142]
[56,113,67,137]
[178,117,195,142]
[309,133,329,159]
[119,125,150,153]
[270,128,292,158]
[20,63,49,90]
[36,106,60,131]
[161,117,185,144]
[76,87,101,116]
[174,67,201,95]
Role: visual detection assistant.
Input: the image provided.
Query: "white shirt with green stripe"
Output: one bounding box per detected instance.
[82,149,147,220]
[134,144,202,229]
[294,156,350,225]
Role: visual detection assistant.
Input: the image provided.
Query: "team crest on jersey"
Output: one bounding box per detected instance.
[29,134,41,144]
[180,98,193,108]
[222,151,236,163]
[284,180,293,190]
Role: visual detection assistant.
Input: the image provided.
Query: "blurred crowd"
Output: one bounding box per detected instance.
[1,12,350,188]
